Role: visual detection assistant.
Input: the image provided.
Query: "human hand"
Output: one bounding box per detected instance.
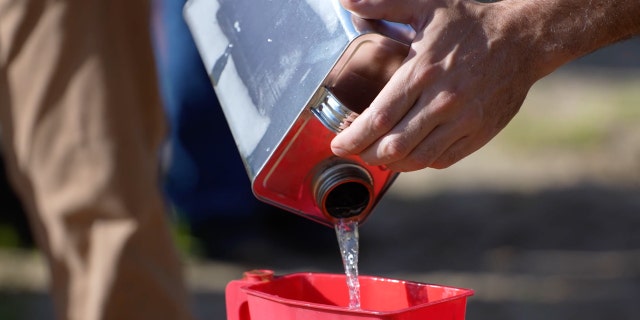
[331,0,544,172]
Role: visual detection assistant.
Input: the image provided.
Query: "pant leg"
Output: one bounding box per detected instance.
[0,1,195,319]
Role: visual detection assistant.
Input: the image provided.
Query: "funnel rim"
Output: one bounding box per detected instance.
[241,272,474,315]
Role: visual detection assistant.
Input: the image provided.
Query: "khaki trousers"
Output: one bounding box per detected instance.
[0,0,195,319]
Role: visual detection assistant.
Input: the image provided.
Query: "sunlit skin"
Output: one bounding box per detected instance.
[331,0,640,172]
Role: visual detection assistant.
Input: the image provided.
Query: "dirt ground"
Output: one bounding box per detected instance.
[1,40,639,320]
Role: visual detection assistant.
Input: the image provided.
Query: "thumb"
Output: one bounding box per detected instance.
[339,0,430,26]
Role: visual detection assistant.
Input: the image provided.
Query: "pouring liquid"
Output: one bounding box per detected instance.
[335,219,361,309]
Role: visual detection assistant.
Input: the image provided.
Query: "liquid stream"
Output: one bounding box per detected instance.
[335,219,361,309]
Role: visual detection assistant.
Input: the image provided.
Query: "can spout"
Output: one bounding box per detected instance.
[324,180,370,218]
[314,163,374,221]
[242,269,275,282]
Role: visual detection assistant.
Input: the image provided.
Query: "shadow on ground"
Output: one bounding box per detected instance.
[362,184,640,320]
[3,183,639,320]
[363,183,640,273]
[181,182,640,320]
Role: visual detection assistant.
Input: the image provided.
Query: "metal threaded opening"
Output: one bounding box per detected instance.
[314,163,373,220]
[311,89,358,133]
[324,181,370,219]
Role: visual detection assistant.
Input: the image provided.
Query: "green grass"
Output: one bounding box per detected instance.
[501,112,609,150]
[0,224,21,248]
[497,73,640,152]
[168,209,205,258]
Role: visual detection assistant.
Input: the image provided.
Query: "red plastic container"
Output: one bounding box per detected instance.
[226,270,473,320]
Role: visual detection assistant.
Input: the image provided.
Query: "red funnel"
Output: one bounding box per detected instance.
[226,270,473,320]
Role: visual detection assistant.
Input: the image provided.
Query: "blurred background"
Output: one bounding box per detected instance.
[1,38,639,320]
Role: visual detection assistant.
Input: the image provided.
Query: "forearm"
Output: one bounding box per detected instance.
[501,0,640,78]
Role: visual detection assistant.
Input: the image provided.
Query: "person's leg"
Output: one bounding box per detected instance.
[0,0,194,319]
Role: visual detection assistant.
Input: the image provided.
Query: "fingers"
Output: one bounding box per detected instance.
[387,134,468,172]
[383,116,472,172]
[357,87,452,165]
[339,0,428,25]
[330,53,438,158]
[330,71,417,158]
[430,136,477,170]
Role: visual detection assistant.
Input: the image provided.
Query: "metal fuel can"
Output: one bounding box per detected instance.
[184,0,415,226]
